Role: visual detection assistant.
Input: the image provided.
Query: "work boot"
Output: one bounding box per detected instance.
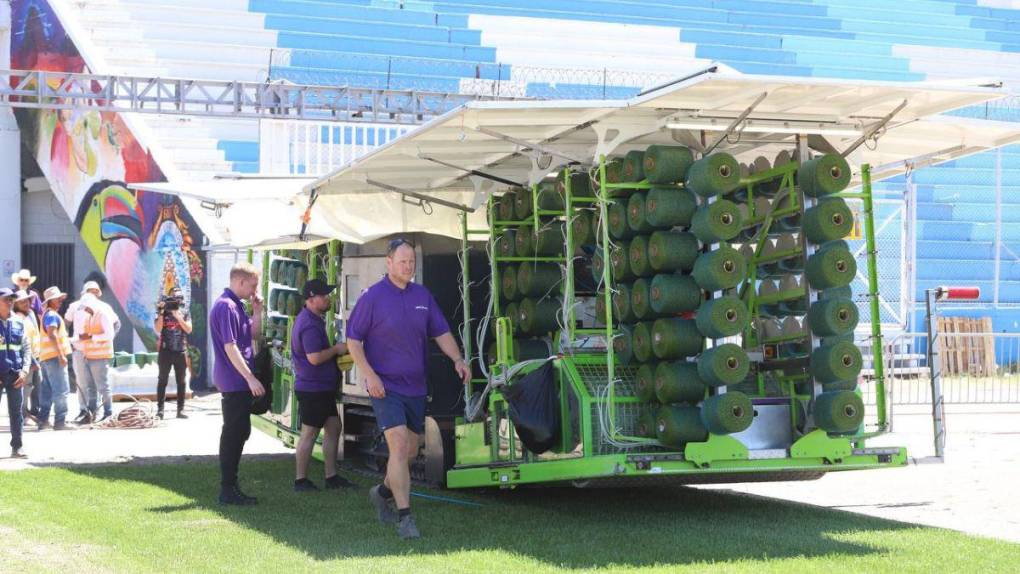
[73,410,88,424]
[176,411,188,419]
[53,422,68,431]
[219,486,258,506]
[396,514,421,540]
[369,485,398,524]
[37,419,50,430]
[324,474,356,490]
[75,412,93,425]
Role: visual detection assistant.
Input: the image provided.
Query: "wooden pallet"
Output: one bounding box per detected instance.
[937,316,996,376]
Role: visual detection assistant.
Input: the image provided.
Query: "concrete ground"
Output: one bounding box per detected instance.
[1,393,1018,543]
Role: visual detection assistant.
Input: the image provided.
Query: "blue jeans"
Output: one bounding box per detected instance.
[81,359,112,416]
[39,358,70,425]
[1,372,25,449]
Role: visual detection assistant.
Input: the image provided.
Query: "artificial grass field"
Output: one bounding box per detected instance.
[0,457,1017,573]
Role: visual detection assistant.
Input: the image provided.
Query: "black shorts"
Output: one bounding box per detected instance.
[295,391,339,428]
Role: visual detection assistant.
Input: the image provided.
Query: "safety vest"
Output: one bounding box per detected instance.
[18,312,40,361]
[83,312,114,360]
[0,315,27,374]
[38,310,72,361]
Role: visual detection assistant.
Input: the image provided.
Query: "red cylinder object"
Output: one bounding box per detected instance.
[941,286,981,300]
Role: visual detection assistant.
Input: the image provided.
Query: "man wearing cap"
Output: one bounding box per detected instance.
[37,287,72,430]
[71,281,117,423]
[0,288,32,457]
[65,281,118,423]
[346,239,471,539]
[209,262,264,506]
[13,291,42,424]
[291,278,355,492]
[10,269,43,320]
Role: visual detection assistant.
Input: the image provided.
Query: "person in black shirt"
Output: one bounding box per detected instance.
[154,288,193,419]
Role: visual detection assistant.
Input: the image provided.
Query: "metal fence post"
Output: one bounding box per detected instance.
[994,148,1002,307]
[924,289,947,459]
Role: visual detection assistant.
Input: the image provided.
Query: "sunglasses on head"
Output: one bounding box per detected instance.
[387,238,414,255]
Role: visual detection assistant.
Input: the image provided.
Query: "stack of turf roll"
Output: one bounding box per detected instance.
[268,256,307,319]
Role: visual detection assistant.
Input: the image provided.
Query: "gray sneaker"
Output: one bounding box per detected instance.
[368,485,398,524]
[397,514,420,540]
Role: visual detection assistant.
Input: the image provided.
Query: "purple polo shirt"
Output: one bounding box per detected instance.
[291,307,339,392]
[345,275,450,397]
[209,288,253,393]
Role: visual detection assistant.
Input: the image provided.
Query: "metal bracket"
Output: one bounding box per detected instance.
[591,113,673,159]
[418,154,525,187]
[703,91,768,155]
[467,175,497,211]
[528,155,570,187]
[841,99,908,157]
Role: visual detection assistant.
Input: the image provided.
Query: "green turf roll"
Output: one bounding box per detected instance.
[595,291,607,325]
[814,390,865,433]
[799,154,851,197]
[635,361,658,401]
[559,172,593,198]
[656,404,709,448]
[269,259,281,283]
[278,262,292,287]
[648,231,700,273]
[692,246,747,292]
[697,343,750,388]
[504,302,519,334]
[627,191,655,234]
[691,199,744,243]
[500,264,519,301]
[515,224,534,255]
[286,292,301,316]
[652,318,704,360]
[803,197,854,244]
[810,339,863,383]
[807,297,859,337]
[571,210,596,246]
[610,241,635,283]
[631,278,654,320]
[823,380,858,393]
[614,325,634,365]
[517,263,562,297]
[695,296,749,339]
[592,247,606,284]
[515,338,552,362]
[806,242,857,290]
[495,228,516,258]
[649,274,702,315]
[633,321,655,363]
[607,200,633,240]
[613,283,636,323]
[604,158,626,190]
[655,361,706,405]
[685,152,741,197]
[536,180,565,211]
[645,186,698,228]
[623,149,646,182]
[497,190,517,221]
[534,222,565,256]
[518,297,562,335]
[294,266,307,291]
[513,186,534,220]
[269,289,281,313]
[628,235,654,278]
[637,406,660,438]
[700,391,754,434]
[643,145,695,184]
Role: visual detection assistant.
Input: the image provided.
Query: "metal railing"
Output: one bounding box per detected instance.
[259,119,412,176]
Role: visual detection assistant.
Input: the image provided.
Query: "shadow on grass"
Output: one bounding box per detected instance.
[67,455,915,569]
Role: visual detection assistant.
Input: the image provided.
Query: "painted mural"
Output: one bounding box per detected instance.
[10,0,210,387]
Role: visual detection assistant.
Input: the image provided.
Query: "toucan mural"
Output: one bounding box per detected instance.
[10,0,209,387]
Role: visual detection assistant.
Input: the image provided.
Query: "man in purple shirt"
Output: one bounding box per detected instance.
[209,262,264,506]
[291,278,355,492]
[346,239,470,540]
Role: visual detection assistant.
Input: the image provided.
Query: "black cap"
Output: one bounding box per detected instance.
[302,279,336,299]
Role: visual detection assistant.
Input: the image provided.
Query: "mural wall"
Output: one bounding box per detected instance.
[10,0,210,387]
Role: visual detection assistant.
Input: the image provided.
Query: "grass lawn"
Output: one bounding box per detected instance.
[1,457,1017,573]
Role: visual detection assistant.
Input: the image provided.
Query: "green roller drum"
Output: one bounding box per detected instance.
[610,241,635,283]
[631,278,655,320]
[604,158,625,185]
[513,186,534,220]
[648,231,699,273]
[623,149,646,182]
[798,153,851,197]
[534,222,565,256]
[656,404,709,448]
[652,318,704,360]
[636,406,659,438]
[559,172,593,198]
[632,321,655,363]
[500,265,519,301]
[810,339,863,383]
[497,190,517,221]
[645,186,697,228]
[803,197,854,243]
[591,247,606,284]
[700,391,754,434]
[515,224,534,255]
[807,297,859,337]
[695,296,749,339]
[692,246,747,292]
[571,210,596,246]
[514,338,552,362]
[607,200,633,240]
[518,297,562,335]
[649,274,702,315]
[613,325,634,365]
[643,145,694,184]
[691,199,744,243]
[536,181,564,211]
[627,191,655,234]
[518,263,562,297]
[286,292,301,316]
[697,343,750,388]
[504,302,519,334]
[628,235,654,278]
[685,152,741,197]
[635,362,658,402]
[655,361,706,405]
[269,259,282,283]
[613,283,636,323]
[495,229,516,258]
[814,390,865,434]
[805,241,857,290]
[294,265,308,291]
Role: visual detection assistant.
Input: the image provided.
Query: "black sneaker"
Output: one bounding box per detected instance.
[293,478,319,492]
[53,422,68,431]
[219,486,258,506]
[156,411,164,420]
[99,412,113,423]
[176,411,188,419]
[73,410,88,424]
[369,485,398,524]
[75,412,93,425]
[324,474,356,490]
